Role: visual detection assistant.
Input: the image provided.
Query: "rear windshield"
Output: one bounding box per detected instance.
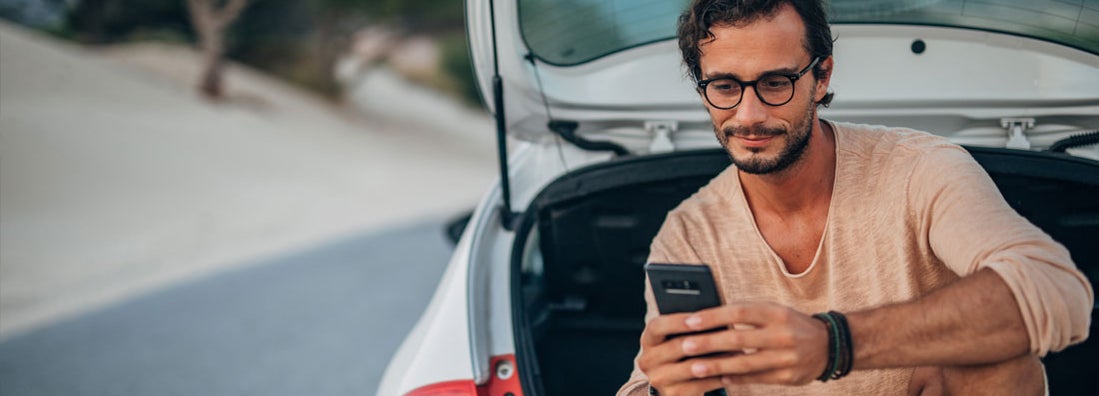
[518,0,1099,65]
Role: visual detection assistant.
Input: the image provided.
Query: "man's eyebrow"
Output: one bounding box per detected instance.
[703,72,742,81]
[703,65,801,81]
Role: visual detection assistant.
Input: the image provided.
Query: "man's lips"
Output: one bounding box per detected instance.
[733,135,775,148]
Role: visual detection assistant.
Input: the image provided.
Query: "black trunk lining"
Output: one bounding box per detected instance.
[513,147,1099,395]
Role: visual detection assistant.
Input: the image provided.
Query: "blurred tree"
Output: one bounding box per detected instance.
[245,0,465,97]
[307,0,469,99]
[185,0,251,98]
[65,0,192,43]
[58,0,478,103]
[353,0,464,32]
[292,0,463,96]
[301,0,370,95]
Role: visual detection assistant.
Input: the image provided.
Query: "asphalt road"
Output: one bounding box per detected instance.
[0,217,456,396]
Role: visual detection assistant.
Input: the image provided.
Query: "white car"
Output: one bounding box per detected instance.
[377,0,1099,395]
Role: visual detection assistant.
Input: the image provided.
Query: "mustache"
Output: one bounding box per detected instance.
[722,125,785,138]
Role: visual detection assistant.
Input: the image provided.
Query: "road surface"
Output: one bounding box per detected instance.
[0,219,455,396]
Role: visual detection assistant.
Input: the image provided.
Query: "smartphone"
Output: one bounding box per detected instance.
[645,263,722,315]
[645,263,730,396]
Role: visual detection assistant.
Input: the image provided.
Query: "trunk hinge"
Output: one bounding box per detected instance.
[548,120,630,157]
[1002,117,1035,150]
[646,120,678,153]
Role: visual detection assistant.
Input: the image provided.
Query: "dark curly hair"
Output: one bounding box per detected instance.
[677,0,834,106]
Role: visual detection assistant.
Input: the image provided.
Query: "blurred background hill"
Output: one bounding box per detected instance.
[0,0,496,342]
[0,0,480,104]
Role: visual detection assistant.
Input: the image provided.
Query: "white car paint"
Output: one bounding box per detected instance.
[377,1,1099,395]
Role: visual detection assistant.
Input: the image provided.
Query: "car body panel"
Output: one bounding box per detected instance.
[377,142,614,395]
[378,1,1099,394]
[375,222,475,395]
[468,0,1099,145]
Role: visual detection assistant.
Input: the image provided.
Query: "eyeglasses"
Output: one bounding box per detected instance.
[697,57,820,109]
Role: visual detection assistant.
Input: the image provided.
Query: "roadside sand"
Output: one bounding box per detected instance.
[0,21,497,339]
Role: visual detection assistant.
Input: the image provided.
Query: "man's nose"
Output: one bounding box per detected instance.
[733,87,768,127]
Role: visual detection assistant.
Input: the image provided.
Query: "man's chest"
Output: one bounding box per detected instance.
[690,204,956,309]
[754,210,829,275]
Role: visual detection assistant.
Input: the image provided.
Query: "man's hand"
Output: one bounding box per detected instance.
[638,302,830,394]
[637,311,728,395]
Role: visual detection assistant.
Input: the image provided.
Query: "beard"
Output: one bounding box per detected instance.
[718,106,814,175]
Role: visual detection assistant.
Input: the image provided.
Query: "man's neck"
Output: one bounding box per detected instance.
[739,119,836,216]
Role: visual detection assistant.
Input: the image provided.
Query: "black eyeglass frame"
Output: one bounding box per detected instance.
[696,57,821,109]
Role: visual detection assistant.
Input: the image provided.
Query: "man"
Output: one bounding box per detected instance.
[617,0,1093,395]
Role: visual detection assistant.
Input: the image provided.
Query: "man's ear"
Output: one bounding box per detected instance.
[814,56,834,102]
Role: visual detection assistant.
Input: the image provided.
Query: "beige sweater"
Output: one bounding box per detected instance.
[618,122,1092,395]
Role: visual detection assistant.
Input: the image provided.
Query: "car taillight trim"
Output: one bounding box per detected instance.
[402,355,522,396]
[403,379,478,396]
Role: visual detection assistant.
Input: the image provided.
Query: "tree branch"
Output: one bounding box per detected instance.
[184,0,212,32]
[213,0,251,28]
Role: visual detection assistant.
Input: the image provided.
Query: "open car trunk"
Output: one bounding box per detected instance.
[510,146,1099,396]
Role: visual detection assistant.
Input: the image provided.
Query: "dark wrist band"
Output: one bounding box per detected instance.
[829,310,854,379]
[811,313,837,382]
[812,311,854,382]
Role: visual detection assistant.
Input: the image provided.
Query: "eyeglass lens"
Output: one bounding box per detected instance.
[705,74,795,109]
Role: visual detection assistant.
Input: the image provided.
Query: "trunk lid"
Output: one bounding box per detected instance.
[467,0,1099,149]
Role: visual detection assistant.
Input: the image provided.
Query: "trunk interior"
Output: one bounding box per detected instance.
[511,147,1099,396]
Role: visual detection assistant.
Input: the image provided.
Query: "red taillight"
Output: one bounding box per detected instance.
[403,355,523,396]
[404,380,478,396]
[477,355,522,396]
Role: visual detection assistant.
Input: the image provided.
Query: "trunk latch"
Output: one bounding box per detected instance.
[1002,118,1035,150]
[646,120,679,153]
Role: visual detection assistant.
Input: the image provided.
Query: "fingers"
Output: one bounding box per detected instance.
[711,349,827,386]
[640,313,696,348]
[639,313,701,372]
[640,303,830,388]
[645,350,816,395]
[639,311,734,366]
[720,367,818,386]
[645,358,714,388]
[642,304,810,366]
[646,355,734,395]
[678,304,829,385]
[690,350,810,380]
[686,302,793,331]
[645,302,789,347]
[680,328,782,356]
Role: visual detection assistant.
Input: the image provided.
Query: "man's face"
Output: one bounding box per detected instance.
[697,4,832,175]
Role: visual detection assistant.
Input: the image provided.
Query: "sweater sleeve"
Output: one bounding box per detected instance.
[908,145,1093,355]
[617,210,707,396]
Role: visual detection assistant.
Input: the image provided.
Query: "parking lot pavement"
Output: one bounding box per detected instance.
[0,21,496,339]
